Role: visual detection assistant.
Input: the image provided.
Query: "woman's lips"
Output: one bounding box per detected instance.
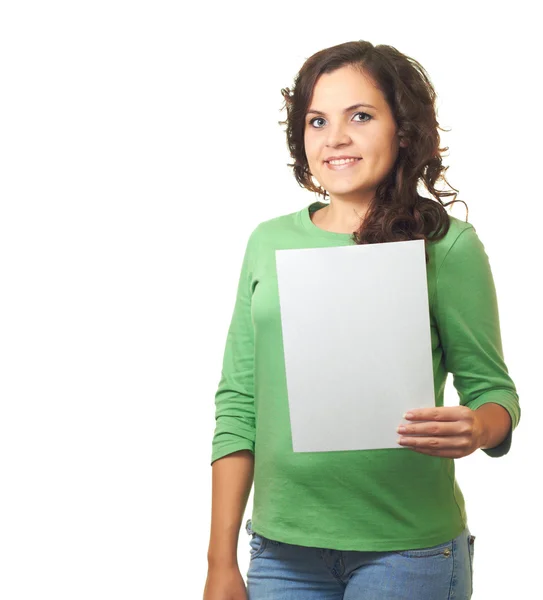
[325,158,362,171]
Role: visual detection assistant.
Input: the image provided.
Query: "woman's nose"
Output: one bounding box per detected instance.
[326,124,351,147]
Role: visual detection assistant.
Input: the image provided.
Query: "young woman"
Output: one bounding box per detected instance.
[203,40,520,600]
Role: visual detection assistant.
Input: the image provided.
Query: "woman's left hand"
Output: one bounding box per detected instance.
[397,406,485,458]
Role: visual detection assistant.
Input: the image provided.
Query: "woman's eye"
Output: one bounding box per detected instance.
[308,117,325,128]
[308,112,372,128]
[353,112,371,123]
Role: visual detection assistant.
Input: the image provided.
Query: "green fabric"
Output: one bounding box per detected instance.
[211,200,520,551]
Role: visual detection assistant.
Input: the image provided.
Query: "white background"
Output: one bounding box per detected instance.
[0,1,540,598]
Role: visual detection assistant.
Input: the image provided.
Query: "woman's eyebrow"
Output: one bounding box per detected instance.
[306,102,377,116]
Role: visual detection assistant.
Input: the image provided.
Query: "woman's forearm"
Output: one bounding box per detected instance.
[475,403,512,450]
[207,449,255,569]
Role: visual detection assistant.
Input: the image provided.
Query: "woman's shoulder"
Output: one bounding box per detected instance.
[427,214,476,266]
[249,206,304,241]
[437,214,474,243]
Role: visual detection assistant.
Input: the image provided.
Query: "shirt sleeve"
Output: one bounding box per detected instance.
[432,225,521,458]
[210,226,259,465]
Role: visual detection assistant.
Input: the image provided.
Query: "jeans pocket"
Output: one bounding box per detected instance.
[249,533,268,559]
[392,538,453,558]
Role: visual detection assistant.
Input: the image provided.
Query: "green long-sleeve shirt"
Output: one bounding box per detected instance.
[210,200,521,552]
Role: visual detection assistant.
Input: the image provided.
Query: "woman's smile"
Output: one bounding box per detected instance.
[325,157,362,171]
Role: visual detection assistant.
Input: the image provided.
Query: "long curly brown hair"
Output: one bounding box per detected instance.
[278,40,468,263]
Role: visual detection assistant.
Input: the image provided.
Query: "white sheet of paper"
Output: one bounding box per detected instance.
[275,239,436,452]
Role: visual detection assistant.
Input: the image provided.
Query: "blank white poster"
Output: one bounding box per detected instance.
[275,239,436,452]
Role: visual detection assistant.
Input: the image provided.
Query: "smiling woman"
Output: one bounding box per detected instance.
[279,41,468,262]
[303,67,404,213]
[205,39,520,600]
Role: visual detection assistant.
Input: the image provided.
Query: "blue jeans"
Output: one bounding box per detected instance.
[245,519,475,599]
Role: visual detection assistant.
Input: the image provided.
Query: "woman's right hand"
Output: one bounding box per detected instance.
[203,564,248,600]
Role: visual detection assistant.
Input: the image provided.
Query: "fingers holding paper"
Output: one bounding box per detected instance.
[396,406,484,458]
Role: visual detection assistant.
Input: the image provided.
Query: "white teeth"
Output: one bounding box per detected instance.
[328,158,359,165]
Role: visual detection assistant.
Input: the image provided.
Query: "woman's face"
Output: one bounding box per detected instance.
[303,65,407,204]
